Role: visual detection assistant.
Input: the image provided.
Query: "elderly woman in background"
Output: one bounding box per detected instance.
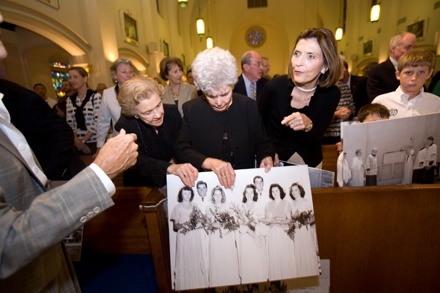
[66,66,101,155]
[174,47,275,189]
[258,28,341,168]
[95,58,136,155]
[114,76,197,187]
[160,57,197,116]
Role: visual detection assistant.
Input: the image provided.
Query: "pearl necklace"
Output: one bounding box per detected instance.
[296,85,317,93]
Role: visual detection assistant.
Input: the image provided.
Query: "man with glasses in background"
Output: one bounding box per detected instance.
[234,50,269,100]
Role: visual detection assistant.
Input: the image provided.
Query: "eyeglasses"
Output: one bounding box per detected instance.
[249,62,263,67]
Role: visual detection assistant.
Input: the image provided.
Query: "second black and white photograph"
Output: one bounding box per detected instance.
[342,113,440,186]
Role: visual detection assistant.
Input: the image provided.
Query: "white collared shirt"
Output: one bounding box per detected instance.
[372,86,440,119]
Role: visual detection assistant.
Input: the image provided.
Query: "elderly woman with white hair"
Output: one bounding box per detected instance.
[174,47,275,188]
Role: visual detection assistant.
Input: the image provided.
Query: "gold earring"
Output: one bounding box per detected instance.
[134,115,139,119]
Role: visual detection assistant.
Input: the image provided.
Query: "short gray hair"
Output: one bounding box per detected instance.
[191,47,238,95]
[110,58,136,75]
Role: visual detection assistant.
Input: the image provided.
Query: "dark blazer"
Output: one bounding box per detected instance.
[174,94,275,170]
[114,104,182,187]
[233,74,269,100]
[350,75,368,114]
[367,58,399,101]
[0,79,85,180]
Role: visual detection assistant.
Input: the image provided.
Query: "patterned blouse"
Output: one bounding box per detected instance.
[66,90,101,142]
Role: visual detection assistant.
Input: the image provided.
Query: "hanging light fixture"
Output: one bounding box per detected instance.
[334,0,344,41]
[335,27,343,41]
[370,3,381,22]
[206,37,214,49]
[196,18,205,36]
[178,0,188,8]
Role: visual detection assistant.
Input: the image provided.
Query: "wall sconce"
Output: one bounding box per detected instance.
[196,18,205,36]
[370,4,381,22]
[335,28,343,41]
[178,0,188,8]
[206,37,213,49]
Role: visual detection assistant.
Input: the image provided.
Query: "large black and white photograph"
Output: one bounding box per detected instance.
[167,165,320,291]
[341,113,440,186]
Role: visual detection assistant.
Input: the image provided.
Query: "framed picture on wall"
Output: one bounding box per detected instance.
[407,19,427,41]
[363,40,373,56]
[120,11,138,46]
[37,0,59,9]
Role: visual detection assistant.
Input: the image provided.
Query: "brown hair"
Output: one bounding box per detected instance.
[288,28,341,88]
[68,66,88,78]
[159,57,184,81]
[397,48,435,72]
[357,103,390,122]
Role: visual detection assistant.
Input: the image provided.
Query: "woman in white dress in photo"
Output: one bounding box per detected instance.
[289,183,319,277]
[170,186,208,290]
[205,185,240,287]
[238,184,268,284]
[261,183,297,280]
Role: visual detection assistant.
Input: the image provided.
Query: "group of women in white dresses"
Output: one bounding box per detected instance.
[169,183,319,291]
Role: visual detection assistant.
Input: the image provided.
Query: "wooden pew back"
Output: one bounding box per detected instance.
[313,184,440,292]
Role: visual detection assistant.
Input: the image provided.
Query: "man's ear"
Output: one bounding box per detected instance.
[395,70,401,81]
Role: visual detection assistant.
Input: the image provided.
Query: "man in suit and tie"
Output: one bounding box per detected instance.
[233,50,269,100]
[0,12,138,291]
[367,32,416,101]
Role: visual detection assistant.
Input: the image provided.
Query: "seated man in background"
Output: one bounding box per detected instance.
[367,32,417,101]
[233,50,269,100]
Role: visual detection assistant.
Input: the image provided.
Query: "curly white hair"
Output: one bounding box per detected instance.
[191,47,238,95]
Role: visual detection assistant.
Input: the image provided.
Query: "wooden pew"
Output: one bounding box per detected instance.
[313,184,440,292]
[83,184,440,292]
[321,144,339,184]
[82,187,151,254]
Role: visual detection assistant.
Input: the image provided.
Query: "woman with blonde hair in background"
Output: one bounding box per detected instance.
[95,58,136,155]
